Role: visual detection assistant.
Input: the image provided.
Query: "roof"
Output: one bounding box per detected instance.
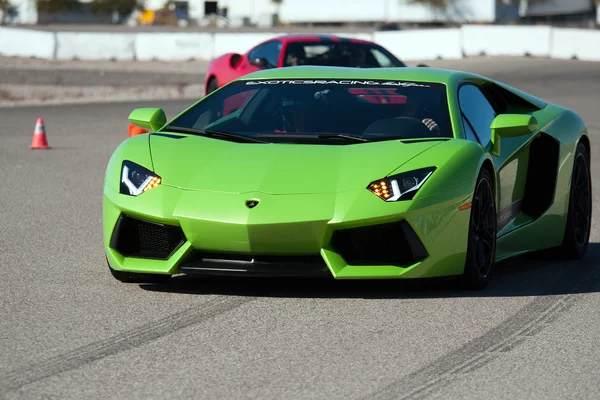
[239,66,471,84]
[269,34,374,45]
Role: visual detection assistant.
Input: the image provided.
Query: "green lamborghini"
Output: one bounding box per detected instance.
[103,66,592,289]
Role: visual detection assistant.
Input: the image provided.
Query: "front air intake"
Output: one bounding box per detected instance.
[331,220,428,266]
[179,252,330,277]
[110,214,185,259]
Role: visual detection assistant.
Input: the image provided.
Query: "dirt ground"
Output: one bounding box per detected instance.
[0,56,209,107]
[0,55,579,107]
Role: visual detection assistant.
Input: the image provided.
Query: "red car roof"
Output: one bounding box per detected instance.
[269,34,375,45]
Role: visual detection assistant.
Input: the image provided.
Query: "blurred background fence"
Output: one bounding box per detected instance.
[1,0,599,28]
[1,1,600,64]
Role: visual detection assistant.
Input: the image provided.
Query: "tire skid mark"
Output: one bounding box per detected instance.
[497,336,527,353]
[368,265,600,400]
[401,376,452,400]
[450,353,489,375]
[460,355,495,375]
[0,295,252,394]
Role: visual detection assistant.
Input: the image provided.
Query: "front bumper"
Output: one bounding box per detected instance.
[103,182,473,279]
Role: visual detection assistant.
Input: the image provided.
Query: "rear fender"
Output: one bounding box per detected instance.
[541,106,587,148]
[540,107,589,200]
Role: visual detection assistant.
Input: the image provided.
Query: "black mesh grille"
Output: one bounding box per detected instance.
[331,220,428,266]
[110,214,185,259]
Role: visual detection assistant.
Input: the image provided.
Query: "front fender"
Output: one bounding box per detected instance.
[392,139,492,201]
[104,134,153,192]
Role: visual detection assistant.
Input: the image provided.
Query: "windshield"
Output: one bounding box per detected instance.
[283,42,406,68]
[164,79,452,145]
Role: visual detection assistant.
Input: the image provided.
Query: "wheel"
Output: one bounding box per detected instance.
[558,142,592,259]
[460,168,497,290]
[107,258,171,284]
[206,77,219,95]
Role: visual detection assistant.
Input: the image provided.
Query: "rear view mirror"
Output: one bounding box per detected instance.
[128,108,167,132]
[490,114,538,156]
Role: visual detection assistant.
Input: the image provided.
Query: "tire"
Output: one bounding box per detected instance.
[206,77,219,95]
[460,168,497,290]
[107,258,171,284]
[558,142,592,259]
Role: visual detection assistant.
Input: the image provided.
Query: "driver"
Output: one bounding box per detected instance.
[278,88,332,133]
[349,47,367,68]
[280,98,309,132]
[285,45,306,67]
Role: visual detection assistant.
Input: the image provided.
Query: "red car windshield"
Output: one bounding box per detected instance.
[284,42,406,68]
[165,79,452,144]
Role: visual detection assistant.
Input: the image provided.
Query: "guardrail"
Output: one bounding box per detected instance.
[1,25,599,62]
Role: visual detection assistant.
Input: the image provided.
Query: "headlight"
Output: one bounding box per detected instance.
[367,167,436,201]
[120,160,161,196]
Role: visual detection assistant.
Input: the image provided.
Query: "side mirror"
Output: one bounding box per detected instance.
[229,53,242,68]
[128,108,167,132]
[417,63,430,67]
[490,114,538,156]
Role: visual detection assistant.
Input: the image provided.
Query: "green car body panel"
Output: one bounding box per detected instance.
[104,67,590,280]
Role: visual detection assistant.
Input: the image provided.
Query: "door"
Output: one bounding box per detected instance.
[458,83,531,234]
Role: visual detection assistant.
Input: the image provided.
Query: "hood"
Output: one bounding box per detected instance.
[149,134,443,194]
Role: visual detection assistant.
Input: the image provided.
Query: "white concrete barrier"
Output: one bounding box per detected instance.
[135,33,213,61]
[373,29,462,61]
[461,25,551,57]
[3,26,600,64]
[550,28,600,62]
[331,32,375,42]
[56,32,135,60]
[0,27,55,59]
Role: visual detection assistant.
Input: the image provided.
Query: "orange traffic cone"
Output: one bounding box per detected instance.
[128,123,149,137]
[31,118,50,149]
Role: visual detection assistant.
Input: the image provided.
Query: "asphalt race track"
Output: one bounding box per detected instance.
[1,57,599,399]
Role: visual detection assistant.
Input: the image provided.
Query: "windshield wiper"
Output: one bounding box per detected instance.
[317,134,368,142]
[162,126,266,143]
[257,133,368,143]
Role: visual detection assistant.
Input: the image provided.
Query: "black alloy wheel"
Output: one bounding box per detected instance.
[461,168,497,290]
[573,151,592,247]
[560,142,592,259]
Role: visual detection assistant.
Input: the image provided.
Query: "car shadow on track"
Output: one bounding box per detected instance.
[140,243,600,299]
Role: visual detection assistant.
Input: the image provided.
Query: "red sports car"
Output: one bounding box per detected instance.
[204,34,407,95]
